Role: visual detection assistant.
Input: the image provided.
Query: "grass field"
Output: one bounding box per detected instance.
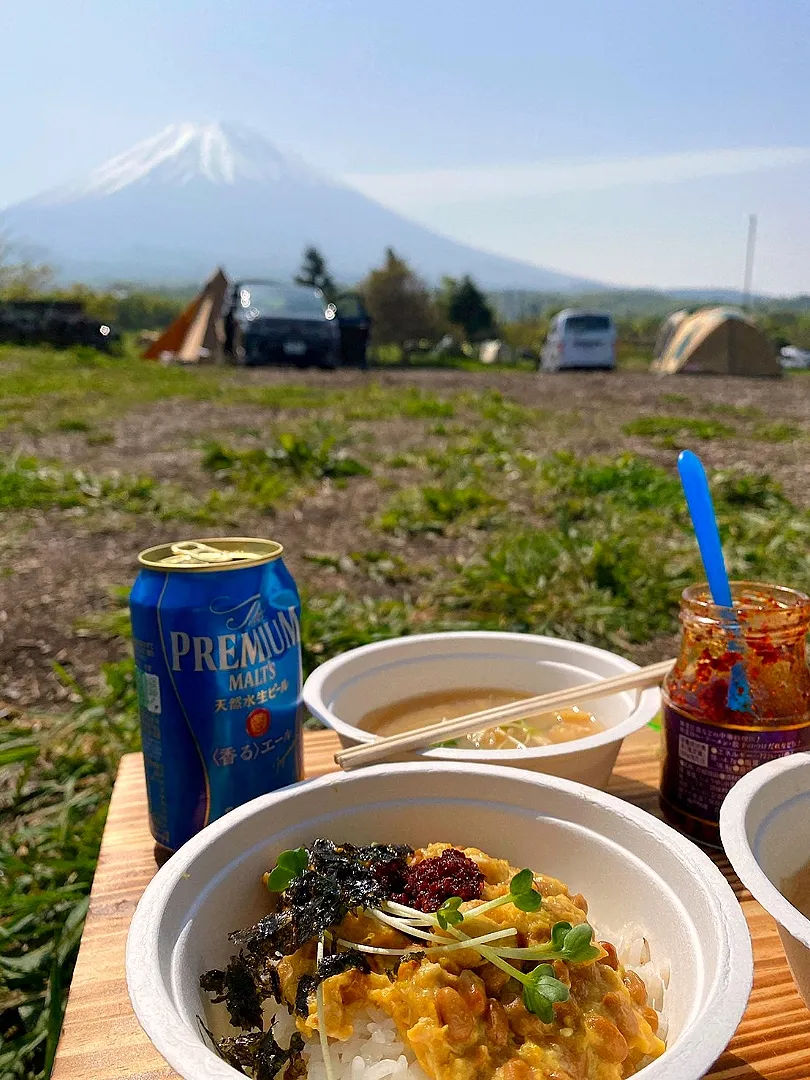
[2,344,810,1079]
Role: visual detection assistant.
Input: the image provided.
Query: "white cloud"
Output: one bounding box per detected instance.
[342,146,810,208]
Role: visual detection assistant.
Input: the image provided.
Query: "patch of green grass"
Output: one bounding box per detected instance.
[707,402,763,420]
[445,452,810,647]
[424,426,538,483]
[202,425,370,513]
[210,427,370,482]
[0,454,229,524]
[0,664,139,1080]
[338,384,456,421]
[85,432,115,447]
[399,390,456,419]
[751,421,801,443]
[55,418,93,433]
[0,456,87,511]
[376,481,501,536]
[710,471,791,511]
[540,451,683,513]
[0,346,339,431]
[201,447,292,512]
[465,389,538,427]
[623,414,735,446]
[0,455,159,514]
[387,452,420,469]
[303,549,429,587]
[0,347,538,436]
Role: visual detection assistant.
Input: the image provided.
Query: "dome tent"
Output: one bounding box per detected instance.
[653,310,688,362]
[651,307,779,377]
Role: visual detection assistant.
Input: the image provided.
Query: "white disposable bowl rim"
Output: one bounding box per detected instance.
[720,751,810,948]
[303,631,660,759]
[126,760,752,1080]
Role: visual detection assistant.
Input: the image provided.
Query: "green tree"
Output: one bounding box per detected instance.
[441,275,496,340]
[360,248,442,358]
[294,246,336,300]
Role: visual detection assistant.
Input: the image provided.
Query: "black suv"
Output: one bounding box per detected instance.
[223,280,371,369]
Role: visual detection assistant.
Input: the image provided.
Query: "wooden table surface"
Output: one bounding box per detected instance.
[51,728,810,1080]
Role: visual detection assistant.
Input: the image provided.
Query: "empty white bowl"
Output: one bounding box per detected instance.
[126,761,752,1080]
[302,631,661,787]
[720,752,810,1007]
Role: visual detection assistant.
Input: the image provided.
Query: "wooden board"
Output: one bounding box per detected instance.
[50,729,810,1080]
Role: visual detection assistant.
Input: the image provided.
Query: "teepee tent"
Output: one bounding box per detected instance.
[651,307,779,377]
[143,268,228,363]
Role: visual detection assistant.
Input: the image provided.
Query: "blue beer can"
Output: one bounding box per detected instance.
[129,537,303,852]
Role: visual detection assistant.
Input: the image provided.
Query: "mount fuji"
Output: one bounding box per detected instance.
[1,122,598,290]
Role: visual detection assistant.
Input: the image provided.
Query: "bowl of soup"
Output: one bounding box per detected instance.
[720,752,810,1008]
[302,631,661,787]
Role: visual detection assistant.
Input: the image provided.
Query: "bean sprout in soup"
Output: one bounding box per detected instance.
[360,688,603,748]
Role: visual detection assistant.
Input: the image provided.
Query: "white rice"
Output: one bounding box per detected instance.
[208,924,669,1078]
[608,920,670,1043]
[285,1008,429,1080]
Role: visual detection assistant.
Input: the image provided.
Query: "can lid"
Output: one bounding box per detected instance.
[138,537,283,571]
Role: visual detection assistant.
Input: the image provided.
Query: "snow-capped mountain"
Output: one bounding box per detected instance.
[32,123,325,201]
[1,122,597,289]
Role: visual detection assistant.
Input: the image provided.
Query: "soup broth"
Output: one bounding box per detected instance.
[784,858,810,919]
[360,687,603,748]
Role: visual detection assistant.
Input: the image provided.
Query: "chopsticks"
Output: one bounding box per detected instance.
[334,658,674,771]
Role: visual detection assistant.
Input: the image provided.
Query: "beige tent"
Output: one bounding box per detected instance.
[143,268,228,363]
[653,310,688,361]
[651,307,779,377]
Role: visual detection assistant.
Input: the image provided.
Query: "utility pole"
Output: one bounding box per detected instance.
[741,213,757,311]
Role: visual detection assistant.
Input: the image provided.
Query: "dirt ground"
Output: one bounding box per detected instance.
[2,367,809,708]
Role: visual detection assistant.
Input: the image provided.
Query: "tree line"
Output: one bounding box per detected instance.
[3,234,810,355]
[0,237,498,350]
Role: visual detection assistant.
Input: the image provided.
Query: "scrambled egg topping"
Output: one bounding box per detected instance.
[280,844,665,1080]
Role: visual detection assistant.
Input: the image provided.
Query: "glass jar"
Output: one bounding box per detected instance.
[660,581,810,846]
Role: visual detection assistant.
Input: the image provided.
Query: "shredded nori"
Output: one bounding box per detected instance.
[200,1020,305,1080]
[255,959,283,1007]
[230,840,412,959]
[200,839,415,1071]
[293,949,371,1018]
[254,1027,304,1080]
[213,1030,263,1072]
[283,1035,307,1080]
[199,952,268,1031]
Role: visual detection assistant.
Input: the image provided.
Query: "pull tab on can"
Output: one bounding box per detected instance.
[138,537,284,572]
[161,541,257,567]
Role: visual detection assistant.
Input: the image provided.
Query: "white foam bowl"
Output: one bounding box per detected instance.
[303,631,661,788]
[126,762,752,1080]
[720,752,810,1007]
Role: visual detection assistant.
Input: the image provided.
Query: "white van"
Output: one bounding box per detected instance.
[540,309,617,371]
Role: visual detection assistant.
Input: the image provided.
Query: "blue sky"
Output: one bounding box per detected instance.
[2,0,809,292]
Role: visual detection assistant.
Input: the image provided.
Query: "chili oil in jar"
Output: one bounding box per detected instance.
[660,582,810,846]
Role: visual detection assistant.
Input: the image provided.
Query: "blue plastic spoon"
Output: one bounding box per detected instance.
[677,449,754,714]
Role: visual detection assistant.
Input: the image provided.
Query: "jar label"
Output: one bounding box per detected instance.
[661,705,810,826]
